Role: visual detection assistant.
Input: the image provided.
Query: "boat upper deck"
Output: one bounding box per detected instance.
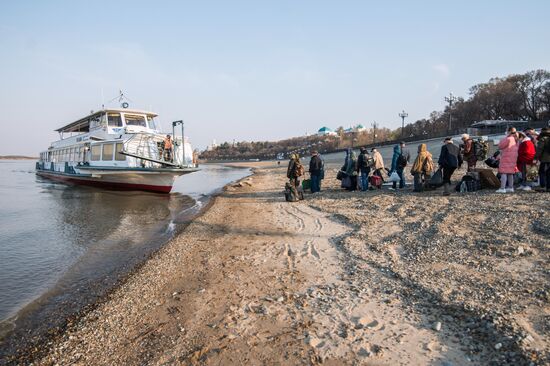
[56,108,159,133]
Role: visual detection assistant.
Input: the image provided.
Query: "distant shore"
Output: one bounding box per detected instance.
[4,162,548,365]
[0,156,37,160]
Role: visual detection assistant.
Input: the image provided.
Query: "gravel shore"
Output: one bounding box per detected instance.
[5,162,548,365]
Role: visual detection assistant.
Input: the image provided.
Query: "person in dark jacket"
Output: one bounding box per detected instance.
[438,137,462,196]
[341,149,358,191]
[308,150,324,193]
[357,147,372,191]
[535,127,550,192]
[390,142,409,189]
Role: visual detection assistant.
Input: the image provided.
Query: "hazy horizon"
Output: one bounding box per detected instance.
[1,0,549,155]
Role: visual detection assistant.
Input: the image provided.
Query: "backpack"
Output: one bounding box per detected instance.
[361,154,374,169]
[295,162,305,177]
[422,156,434,174]
[473,140,489,161]
[397,154,408,168]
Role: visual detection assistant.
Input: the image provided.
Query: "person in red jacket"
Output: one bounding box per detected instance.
[517,132,536,191]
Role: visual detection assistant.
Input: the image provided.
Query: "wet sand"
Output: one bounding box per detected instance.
[16,162,549,365]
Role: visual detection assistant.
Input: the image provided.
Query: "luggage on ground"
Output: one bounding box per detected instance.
[455,174,482,192]
[341,176,352,189]
[302,179,311,191]
[369,175,382,188]
[429,168,444,187]
[472,168,500,188]
[284,182,304,202]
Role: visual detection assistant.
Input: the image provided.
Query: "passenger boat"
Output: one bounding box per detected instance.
[36,100,199,193]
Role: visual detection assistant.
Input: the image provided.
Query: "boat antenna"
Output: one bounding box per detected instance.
[107,90,134,108]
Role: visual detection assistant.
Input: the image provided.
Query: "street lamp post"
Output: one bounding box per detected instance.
[372,121,378,145]
[444,92,457,133]
[399,110,408,139]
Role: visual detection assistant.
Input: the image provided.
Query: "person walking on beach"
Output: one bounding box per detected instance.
[438,137,461,196]
[535,127,550,192]
[341,149,358,191]
[496,127,519,193]
[308,150,324,193]
[517,132,536,191]
[390,142,409,190]
[287,153,303,189]
[461,134,477,171]
[371,148,385,178]
[410,143,434,192]
[357,147,372,191]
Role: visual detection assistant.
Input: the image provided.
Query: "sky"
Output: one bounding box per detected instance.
[0,0,549,155]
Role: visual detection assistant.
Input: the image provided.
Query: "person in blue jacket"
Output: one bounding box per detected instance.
[390,142,409,189]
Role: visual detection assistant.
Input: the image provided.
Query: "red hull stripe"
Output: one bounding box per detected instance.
[36,171,172,193]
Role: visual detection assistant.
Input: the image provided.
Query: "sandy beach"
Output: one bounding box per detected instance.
[13,162,549,365]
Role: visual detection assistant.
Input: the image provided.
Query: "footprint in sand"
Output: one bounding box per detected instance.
[301,240,321,260]
[286,206,306,231]
[283,243,295,270]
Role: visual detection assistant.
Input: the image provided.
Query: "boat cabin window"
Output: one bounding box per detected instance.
[115,143,126,161]
[102,144,114,161]
[147,116,158,130]
[108,113,123,127]
[124,114,147,127]
[91,145,101,161]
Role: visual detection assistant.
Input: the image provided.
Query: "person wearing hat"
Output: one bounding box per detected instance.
[438,137,461,196]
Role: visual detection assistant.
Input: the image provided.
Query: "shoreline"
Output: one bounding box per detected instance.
[3,163,548,365]
[0,167,253,365]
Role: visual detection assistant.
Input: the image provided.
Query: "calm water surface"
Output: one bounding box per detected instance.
[0,161,249,334]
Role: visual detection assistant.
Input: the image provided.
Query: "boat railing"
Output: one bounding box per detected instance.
[122,133,191,168]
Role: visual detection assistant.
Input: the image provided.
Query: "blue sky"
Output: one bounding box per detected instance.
[1,0,549,155]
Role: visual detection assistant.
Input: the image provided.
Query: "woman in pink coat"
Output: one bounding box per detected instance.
[496,127,519,193]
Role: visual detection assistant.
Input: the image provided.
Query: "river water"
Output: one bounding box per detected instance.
[0,161,249,347]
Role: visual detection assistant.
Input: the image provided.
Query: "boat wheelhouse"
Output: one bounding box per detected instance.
[36,106,198,193]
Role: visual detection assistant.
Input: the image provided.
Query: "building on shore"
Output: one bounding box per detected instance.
[317,127,337,136]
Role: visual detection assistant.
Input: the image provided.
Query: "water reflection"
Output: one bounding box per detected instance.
[0,161,250,358]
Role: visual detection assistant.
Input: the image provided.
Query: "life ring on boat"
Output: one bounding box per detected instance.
[122,102,129,108]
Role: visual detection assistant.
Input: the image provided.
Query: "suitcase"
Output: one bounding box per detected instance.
[369,175,382,188]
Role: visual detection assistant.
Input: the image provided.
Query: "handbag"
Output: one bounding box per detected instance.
[336,170,345,180]
[429,168,444,187]
[341,176,352,189]
[526,164,539,181]
[389,171,400,182]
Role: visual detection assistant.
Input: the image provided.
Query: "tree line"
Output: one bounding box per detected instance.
[200,69,550,160]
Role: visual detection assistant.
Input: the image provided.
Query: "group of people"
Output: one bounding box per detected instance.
[286,126,550,197]
[494,126,550,193]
